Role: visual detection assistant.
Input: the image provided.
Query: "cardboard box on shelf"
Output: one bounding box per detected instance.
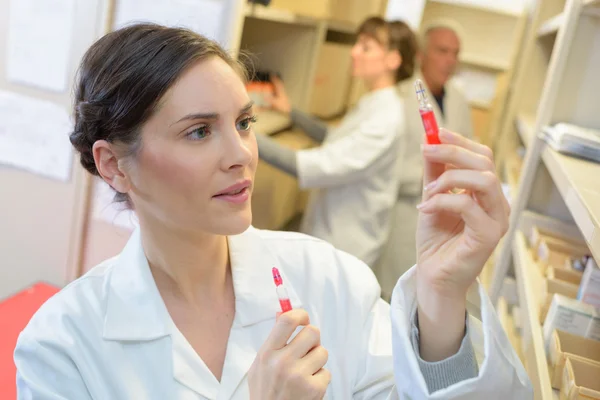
[328,0,385,26]
[560,358,600,400]
[251,130,317,230]
[529,226,585,251]
[269,0,331,19]
[549,330,600,389]
[540,274,581,323]
[543,294,597,350]
[309,42,353,119]
[551,267,584,286]
[537,237,589,273]
[578,258,600,308]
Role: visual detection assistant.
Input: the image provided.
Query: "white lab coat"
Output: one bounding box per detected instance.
[375,74,474,299]
[297,86,405,267]
[14,227,531,399]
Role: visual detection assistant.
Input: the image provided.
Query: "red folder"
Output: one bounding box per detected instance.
[0,283,60,399]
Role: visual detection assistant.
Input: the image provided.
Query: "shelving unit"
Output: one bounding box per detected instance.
[488,0,600,397]
[516,113,536,147]
[538,13,565,37]
[244,3,319,27]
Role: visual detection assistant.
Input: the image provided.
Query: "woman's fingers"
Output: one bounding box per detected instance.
[286,324,321,359]
[424,169,506,224]
[422,143,494,172]
[264,309,310,350]
[418,192,496,234]
[439,129,494,161]
[299,345,329,375]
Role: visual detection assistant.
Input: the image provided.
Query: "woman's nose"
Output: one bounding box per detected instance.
[221,128,253,171]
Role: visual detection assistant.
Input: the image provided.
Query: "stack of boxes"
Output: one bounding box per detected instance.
[524,224,600,397]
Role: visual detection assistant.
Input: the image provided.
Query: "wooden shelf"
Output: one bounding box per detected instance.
[254,110,292,136]
[244,4,318,27]
[461,52,510,71]
[429,0,523,17]
[512,231,559,400]
[537,13,564,37]
[540,146,600,264]
[326,19,357,35]
[515,113,536,148]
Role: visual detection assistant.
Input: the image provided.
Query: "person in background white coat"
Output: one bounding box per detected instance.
[14,24,532,399]
[256,18,417,267]
[376,20,476,300]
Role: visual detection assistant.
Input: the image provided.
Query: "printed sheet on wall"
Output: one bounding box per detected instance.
[114,0,227,44]
[0,91,73,182]
[6,0,76,92]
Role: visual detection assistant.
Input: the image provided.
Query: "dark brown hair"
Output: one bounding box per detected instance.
[357,17,418,83]
[70,23,246,204]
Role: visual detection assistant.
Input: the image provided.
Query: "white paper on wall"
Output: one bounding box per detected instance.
[114,0,226,44]
[6,0,76,92]
[0,91,73,181]
[92,179,139,231]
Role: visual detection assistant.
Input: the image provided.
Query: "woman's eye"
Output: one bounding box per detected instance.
[237,115,257,132]
[186,125,210,140]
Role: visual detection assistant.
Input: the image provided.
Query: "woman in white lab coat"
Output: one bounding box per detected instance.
[256,18,417,267]
[14,24,531,399]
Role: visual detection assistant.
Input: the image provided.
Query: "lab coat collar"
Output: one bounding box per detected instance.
[103,228,171,341]
[103,227,303,341]
[228,227,303,327]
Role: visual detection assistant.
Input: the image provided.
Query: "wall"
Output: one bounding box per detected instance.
[386,0,530,28]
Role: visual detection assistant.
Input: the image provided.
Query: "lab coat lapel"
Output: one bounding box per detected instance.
[171,327,220,399]
[103,228,170,341]
[217,227,303,399]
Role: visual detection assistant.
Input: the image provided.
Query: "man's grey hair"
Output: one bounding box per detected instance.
[420,18,465,51]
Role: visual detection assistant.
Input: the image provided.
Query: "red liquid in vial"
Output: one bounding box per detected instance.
[279,298,292,313]
[419,109,441,145]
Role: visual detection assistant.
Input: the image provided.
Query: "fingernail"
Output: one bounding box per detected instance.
[424,180,437,191]
[416,200,427,210]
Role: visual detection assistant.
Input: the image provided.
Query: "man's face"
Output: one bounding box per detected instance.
[421,28,460,89]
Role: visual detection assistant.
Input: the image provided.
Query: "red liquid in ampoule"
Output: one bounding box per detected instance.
[420,109,441,145]
[279,298,292,313]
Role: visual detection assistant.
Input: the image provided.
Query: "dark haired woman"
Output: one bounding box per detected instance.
[258,18,418,267]
[14,23,531,399]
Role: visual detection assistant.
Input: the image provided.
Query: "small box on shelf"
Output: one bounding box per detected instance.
[561,358,600,400]
[543,294,598,350]
[536,237,590,274]
[578,258,600,309]
[540,270,581,323]
[549,330,600,390]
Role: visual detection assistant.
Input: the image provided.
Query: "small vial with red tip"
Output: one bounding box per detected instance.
[272,267,292,313]
[415,79,441,145]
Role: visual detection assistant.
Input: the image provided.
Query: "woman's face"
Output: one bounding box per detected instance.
[124,56,258,236]
[351,33,391,81]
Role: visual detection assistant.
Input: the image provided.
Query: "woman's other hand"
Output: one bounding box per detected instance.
[265,75,292,114]
[415,128,509,362]
[248,309,330,399]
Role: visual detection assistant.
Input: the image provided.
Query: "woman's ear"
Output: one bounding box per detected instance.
[387,50,402,73]
[93,140,131,194]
